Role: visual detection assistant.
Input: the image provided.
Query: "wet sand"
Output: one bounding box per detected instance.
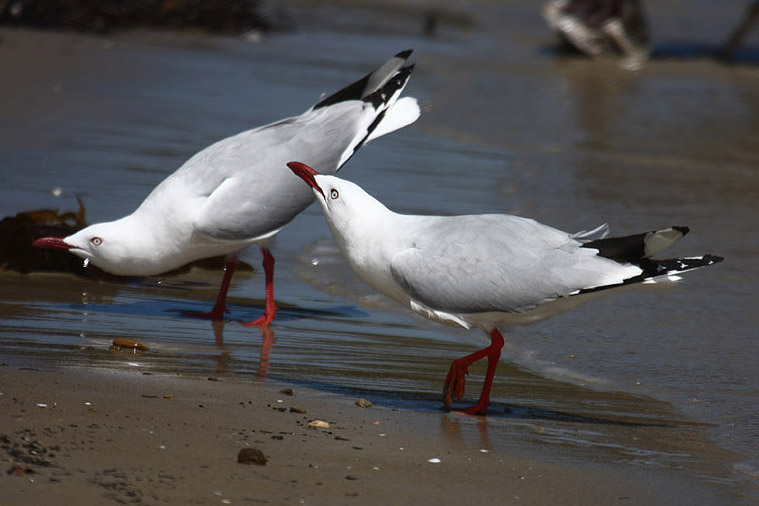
[0,363,739,505]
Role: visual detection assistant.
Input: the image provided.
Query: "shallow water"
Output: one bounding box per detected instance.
[1,0,758,499]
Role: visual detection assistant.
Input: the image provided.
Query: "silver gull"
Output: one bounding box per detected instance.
[287,161,724,415]
[33,50,420,326]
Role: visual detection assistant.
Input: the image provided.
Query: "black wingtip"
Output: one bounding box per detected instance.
[673,226,690,236]
[639,254,725,276]
[576,253,724,296]
[313,52,414,111]
[702,254,725,265]
[363,66,412,109]
[583,225,694,263]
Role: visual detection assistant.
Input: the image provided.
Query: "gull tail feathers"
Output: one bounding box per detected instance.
[572,223,609,242]
[364,96,420,143]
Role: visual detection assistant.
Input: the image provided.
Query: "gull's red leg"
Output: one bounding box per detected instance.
[443,329,504,416]
[243,247,279,327]
[443,347,490,407]
[184,254,237,321]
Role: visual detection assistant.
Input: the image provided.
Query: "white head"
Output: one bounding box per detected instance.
[32,218,166,276]
[288,161,415,309]
[287,161,389,241]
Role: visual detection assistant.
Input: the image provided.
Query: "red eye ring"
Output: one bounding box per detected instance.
[91,237,103,246]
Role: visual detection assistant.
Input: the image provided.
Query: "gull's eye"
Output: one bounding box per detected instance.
[91,237,103,247]
[330,189,339,200]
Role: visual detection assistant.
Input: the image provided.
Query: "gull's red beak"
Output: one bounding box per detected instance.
[287,161,324,199]
[32,236,73,250]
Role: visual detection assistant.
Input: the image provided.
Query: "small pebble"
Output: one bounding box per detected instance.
[355,398,373,408]
[112,338,148,351]
[237,448,267,466]
[8,464,34,476]
[307,420,330,429]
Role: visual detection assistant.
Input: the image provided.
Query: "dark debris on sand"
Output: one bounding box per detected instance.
[0,0,277,34]
[0,197,98,276]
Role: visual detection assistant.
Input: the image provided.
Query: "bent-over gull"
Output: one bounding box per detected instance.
[287,161,724,415]
[33,50,420,326]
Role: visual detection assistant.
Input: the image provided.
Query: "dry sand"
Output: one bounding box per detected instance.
[0,361,736,505]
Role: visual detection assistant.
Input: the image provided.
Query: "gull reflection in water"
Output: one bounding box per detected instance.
[210,320,276,378]
[440,414,493,452]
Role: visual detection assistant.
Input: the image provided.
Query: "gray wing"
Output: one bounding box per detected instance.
[389,215,639,314]
[187,102,375,241]
[144,52,417,243]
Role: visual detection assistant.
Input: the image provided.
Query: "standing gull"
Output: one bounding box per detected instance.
[287,161,723,415]
[33,51,420,326]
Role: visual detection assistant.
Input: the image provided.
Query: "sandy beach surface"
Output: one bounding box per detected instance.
[0,361,742,505]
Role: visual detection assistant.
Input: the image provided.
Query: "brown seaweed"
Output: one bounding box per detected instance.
[0,197,104,276]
